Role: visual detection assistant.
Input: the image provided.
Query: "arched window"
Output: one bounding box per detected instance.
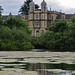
[36,30,40,37]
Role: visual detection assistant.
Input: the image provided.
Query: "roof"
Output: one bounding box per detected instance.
[29,1,35,5]
[14,15,22,19]
[47,11,57,14]
[56,14,62,19]
[65,14,73,19]
[2,15,8,20]
[41,0,47,5]
[2,15,22,21]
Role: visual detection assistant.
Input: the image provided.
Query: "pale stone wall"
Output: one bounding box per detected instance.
[34,13,40,20]
[41,13,47,20]
[51,14,57,20]
[29,14,33,20]
[29,5,35,12]
[28,2,66,37]
[28,21,33,28]
[41,21,47,28]
[62,14,65,20]
[41,5,47,12]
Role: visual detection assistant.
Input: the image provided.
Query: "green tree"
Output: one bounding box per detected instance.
[19,0,39,15]
[0,6,3,16]
[4,17,29,29]
[71,14,75,23]
[0,17,34,51]
[66,17,75,50]
[0,16,3,26]
[33,20,71,51]
[50,20,67,33]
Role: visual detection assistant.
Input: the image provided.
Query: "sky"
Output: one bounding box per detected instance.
[0,0,75,15]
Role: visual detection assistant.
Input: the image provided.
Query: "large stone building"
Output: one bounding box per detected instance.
[28,0,73,37]
[2,0,74,37]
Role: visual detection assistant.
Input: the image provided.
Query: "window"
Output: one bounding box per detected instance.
[49,15,51,18]
[36,22,39,26]
[42,14,44,19]
[36,14,38,19]
[30,14,33,19]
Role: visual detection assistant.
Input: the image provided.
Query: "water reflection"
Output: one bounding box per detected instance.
[0,56,75,75]
[37,70,72,75]
[28,63,46,71]
[0,60,75,75]
[26,63,75,71]
[25,63,75,75]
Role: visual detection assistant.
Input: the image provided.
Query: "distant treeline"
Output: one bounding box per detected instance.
[0,16,75,51]
[32,15,75,51]
[0,17,34,51]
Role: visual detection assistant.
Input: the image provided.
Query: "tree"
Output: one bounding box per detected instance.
[50,20,67,33]
[0,17,34,51]
[0,17,3,26]
[19,0,39,15]
[4,17,29,29]
[71,14,75,23]
[0,6,3,16]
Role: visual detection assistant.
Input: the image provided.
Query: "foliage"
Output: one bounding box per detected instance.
[50,20,67,33]
[0,17,3,26]
[19,0,39,15]
[0,17,34,51]
[71,14,75,23]
[0,13,75,51]
[0,6,3,16]
[33,17,75,51]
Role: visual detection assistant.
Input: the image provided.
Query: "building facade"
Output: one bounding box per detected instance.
[28,0,73,37]
[2,0,74,37]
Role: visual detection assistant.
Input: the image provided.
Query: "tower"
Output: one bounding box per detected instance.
[29,0,35,13]
[28,0,47,37]
[41,0,47,35]
[29,0,35,37]
[41,0,47,12]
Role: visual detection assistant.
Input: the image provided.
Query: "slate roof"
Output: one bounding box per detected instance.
[56,14,62,19]
[2,15,8,20]
[14,15,22,19]
[2,15,22,21]
[29,1,35,5]
[41,1,47,5]
[65,14,73,19]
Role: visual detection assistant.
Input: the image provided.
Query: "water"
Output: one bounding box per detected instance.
[0,51,75,75]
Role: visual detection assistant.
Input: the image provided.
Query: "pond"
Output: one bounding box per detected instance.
[0,51,75,75]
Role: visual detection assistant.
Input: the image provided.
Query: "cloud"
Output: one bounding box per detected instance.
[0,0,75,15]
[0,0,25,15]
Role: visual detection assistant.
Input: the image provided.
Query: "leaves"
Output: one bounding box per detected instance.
[0,6,3,16]
[33,16,75,51]
[0,17,34,51]
[19,0,39,15]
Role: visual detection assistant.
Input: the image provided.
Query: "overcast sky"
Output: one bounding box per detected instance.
[0,0,75,15]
